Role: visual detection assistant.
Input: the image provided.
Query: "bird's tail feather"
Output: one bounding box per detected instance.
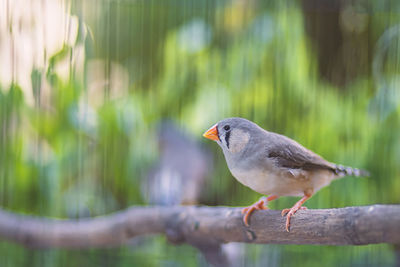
[334,164,370,177]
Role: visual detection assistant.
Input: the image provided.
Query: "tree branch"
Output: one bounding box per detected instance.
[0,205,399,249]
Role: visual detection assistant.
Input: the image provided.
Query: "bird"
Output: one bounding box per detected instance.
[143,120,212,205]
[202,117,369,232]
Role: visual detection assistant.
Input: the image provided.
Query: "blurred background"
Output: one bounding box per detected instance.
[0,0,400,266]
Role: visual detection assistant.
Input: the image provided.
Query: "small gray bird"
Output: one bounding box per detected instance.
[203,117,369,232]
[144,121,212,206]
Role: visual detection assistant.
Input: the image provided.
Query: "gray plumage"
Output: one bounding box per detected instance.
[209,117,368,197]
[144,121,212,205]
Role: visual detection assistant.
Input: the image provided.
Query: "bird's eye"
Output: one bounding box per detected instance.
[223,125,230,131]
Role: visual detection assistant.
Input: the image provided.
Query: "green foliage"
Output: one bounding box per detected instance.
[1,0,400,266]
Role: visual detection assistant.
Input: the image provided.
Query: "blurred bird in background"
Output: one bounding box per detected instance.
[142,120,212,205]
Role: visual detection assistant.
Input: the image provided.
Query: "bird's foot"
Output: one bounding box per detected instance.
[241,199,269,226]
[281,206,307,232]
[281,206,307,216]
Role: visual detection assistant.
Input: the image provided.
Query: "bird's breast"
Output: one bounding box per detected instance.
[229,166,334,197]
[230,167,280,194]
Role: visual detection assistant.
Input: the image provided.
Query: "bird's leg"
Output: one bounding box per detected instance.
[281,190,313,232]
[242,195,278,226]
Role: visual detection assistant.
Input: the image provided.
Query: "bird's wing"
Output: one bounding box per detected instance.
[265,132,336,172]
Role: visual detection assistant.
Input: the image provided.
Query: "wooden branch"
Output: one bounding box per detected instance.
[0,205,399,250]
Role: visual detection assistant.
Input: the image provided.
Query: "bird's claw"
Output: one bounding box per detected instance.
[281,206,307,232]
[241,199,269,226]
[241,200,268,214]
[281,206,307,216]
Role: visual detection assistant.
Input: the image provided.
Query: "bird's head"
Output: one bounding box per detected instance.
[203,117,254,154]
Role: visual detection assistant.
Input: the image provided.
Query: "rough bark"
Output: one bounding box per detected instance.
[0,205,399,249]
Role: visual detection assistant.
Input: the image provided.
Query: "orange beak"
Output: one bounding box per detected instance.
[203,124,220,141]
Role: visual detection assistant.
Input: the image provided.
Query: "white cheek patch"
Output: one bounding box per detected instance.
[229,129,250,153]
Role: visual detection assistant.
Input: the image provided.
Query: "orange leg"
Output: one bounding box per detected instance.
[242,195,278,226]
[281,192,312,232]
